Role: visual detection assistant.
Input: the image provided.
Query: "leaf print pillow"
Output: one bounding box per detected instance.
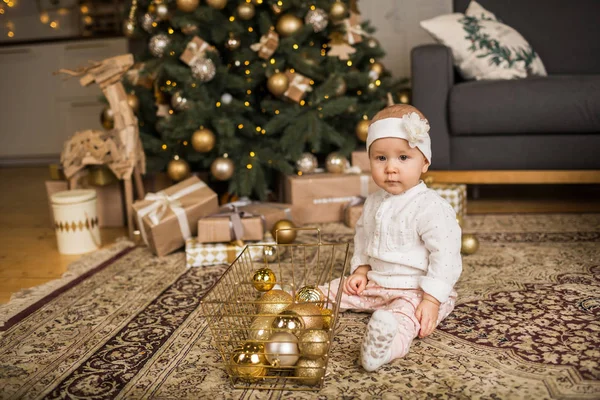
[419,0,547,80]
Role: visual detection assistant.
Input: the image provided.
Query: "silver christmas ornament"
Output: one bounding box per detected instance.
[141,13,156,33]
[191,58,216,82]
[296,152,318,173]
[149,33,170,57]
[171,90,189,111]
[225,34,241,50]
[305,8,328,32]
[264,332,300,367]
[155,3,170,20]
[221,93,233,104]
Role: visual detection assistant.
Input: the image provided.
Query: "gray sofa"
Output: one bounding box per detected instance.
[411,0,600,171]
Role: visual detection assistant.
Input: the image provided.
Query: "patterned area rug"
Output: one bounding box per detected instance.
[1,214,599,399]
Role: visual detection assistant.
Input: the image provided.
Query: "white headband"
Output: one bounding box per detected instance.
[366,112,432,164]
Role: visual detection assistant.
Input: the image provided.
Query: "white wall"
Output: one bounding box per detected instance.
[360,0,452,78]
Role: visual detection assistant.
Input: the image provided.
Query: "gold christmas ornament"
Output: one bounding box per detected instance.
[325,152,347,174]
[191,128,216,153]
[288,302,323,330]
[276,14,303,37]
[298,329,330,359]
[398,88,412,105]
[295,286,326,309]
[257,289,293,315]
[230,343,267,381]
[461,234,480,255]
[154,2,170,20]
[271,310,305,335]
[294,357,325,385]
[264,331,300,367]
[236,2,255,20]
[267,72,289,96]
[176,0,199,12]
[249,316,274,341]
[252,268,277,292]
[329,1,348,20]
[167,158,191,181]
[225,33,241,50]
[321,309,333,330]
[263,245,278,263]
[126,93,140,112]
[295,152,318,173]
[271,219,297,244]
[355,119,370,142]
[205,0,227,9]
[210,157,234,181]
[100,106,114,130]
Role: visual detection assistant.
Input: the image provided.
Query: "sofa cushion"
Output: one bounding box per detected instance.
[454,0,600,74]
[449,75,600,135]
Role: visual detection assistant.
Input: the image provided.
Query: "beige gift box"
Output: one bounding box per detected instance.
[197,213,265,244]
[283,173,378,225]
[429,183,467,217]
[132,176,219,257]
[351,151,370,172]
[186,234,274,267]
[222,202,295,232]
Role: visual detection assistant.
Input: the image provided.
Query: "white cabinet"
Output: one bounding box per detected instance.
[0,37,128,163]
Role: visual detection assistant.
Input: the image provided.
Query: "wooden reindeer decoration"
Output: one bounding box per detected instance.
[56,54,146,238]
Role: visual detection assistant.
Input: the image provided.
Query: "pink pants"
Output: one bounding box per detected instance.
[321,278,456,360]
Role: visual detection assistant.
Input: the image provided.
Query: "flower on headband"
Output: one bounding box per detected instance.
[403,112,430,148]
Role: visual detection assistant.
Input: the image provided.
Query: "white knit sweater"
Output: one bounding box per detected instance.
[350,181,463,303]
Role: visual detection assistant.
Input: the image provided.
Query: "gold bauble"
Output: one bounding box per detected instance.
[264,331,300,367]
[257,289,293,315]
[325,152,347,174]
[271,219,297,244]
[295,286,326,309]
[237,2,255,20]
[276,14,303,37]
[252,268,277,292]
[288,302,323,330]
[123,19,136,37]
[191,128,216,152]
[263,245,278,263]
[271,310,305,335]
[154,3,170,20]
[176,0,199,12]
[329,1,348,21]
[210,157,234,181]
[267,72,289,96]
[298,330,330,359]
[126,93,140,112]
[294,357,326,386]
[355,119,370,142]
[321,309,333,330]
[456,215,464,228]
[205,0,227,9]
[167,158,191,181]
[225,33,241,50]
[230,342,267,381]
[100,106,114,130]
[369,62,384,76]
[461,234,480,255]
[398,88,412,105]
[249,316,274,341]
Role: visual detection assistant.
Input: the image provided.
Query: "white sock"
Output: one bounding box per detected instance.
[360,309,399,372]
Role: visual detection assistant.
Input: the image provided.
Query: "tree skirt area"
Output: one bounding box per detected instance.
[0,214,599,399]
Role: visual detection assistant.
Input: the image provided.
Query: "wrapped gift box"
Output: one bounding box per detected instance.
[197,213,265,243]
[222,202,294,232]
[45,180,125,228]
[283,173,378,225]
[351,151,370,172]
[186,235,274,267]
[344,202,365,228]
[132,176,219,257]
[429,183,467,217]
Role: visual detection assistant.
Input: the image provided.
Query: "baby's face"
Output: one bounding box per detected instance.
[369,137,429,195]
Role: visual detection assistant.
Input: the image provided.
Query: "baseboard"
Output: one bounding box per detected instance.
[424,170,600,184]
[0,155,60,167]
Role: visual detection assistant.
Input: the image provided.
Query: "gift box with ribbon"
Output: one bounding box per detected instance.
[185,234,274,267]
[221,200,295,232]
[283,172,378,225]
[180,36,217,67]
[351,150,370,172]
[132,176,219,257]
[338,11,364,45]
[250,30,279,59]
[283,70,312,103]
[197,210,265,244]
[343,196,365,228]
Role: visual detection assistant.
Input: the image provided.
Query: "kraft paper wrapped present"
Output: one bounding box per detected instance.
[429,183,467,217]
[45,180,125,228]
[221,201,295,232]
[343,197,365,228]
[197,211,265,243]
[186,234,274,267]
[351,151,370,172]
[283,173,378,225]
[132,176,219,257]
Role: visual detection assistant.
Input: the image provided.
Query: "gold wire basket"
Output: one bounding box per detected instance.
[201,228,350,391]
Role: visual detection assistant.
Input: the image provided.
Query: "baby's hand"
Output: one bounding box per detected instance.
[415,294,440,338]
[343,273,368,296]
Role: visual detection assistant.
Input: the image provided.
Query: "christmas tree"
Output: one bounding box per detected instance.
[120,0,404,199]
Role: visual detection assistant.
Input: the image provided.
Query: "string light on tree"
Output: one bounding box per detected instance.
[123,0,138,37]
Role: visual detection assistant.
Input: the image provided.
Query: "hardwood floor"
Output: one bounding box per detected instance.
[1,166,599,304]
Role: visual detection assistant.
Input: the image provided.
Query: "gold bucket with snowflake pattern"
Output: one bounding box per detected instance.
[51,189,101,254]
